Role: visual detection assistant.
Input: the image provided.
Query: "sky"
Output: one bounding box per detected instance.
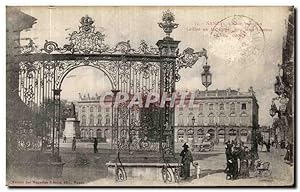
[18,6,291,126]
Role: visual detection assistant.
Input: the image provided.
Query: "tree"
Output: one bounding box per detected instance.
[31,98,69,146]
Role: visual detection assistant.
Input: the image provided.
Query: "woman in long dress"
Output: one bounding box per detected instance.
[239,147,250,178]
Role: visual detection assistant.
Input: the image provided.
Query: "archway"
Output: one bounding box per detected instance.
[15,12,208,182]
[229,128,237,141]
[177,129,185,143]
[197,129,204,143]
[240,129,248,143]
[217,128,225,144]
[60,65,112,143]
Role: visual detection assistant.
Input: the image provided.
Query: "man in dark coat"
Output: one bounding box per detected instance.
[225,141,233,179]
[93,138,98,153]
[180,143,193,180]
[72,137,76,151]
[266,140,271,152]
[231,146,240,180]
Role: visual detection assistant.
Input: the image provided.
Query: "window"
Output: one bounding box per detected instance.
[187,129,194,141]
[105,114,110,125]
[209,104,214,111]
[229,129,237,136]
[179,107,184,111]
[208,113,215,125]
[82,106,86,113]
[240,129,248,136]
[90,114,94,125]
[106,108,110,113]
[96,129,102,138]
[98,106,101,112]
[230,103,235,111]
[188,113,194,126]
[81,129,87,138]
[220,103,224,110]
[178,113,184,126]
[207,129,215,138]
[240,112,248,126]
[241,103,247,110]
[90,106,94,112]
[177,129,185,142]
[88,129,94,138]
[81,115,86,125]
[197,113,204,125]
[199,104,203,111]
[219,113,226,125]
[229,113,236,125]
[97,115,102,125]
[197,129,204,142]
[189,106,193,111]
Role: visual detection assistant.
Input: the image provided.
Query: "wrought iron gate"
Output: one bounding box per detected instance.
[16,10,207,182]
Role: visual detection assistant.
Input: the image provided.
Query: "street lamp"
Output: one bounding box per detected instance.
[201,61,212,91]
[192,116,195,126]
[269,100,278,118]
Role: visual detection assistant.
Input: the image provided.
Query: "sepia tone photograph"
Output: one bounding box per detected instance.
[6,6,295,187]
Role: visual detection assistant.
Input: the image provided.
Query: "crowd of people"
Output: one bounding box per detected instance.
[224,141,254,180]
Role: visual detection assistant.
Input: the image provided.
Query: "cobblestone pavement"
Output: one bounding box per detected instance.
[58,143,294,186]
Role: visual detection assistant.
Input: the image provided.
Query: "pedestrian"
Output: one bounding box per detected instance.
[63,135,67,143]
[93,138,98,153]
[225,144,234,180]
[225,141,232,178]
[231,146,240,180]
[266,140,271,152]
[72,137,76,151]
[284,142,293,164]
[239,146,250,178]
[180,143,193,180]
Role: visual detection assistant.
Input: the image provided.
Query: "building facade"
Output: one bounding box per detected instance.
[75,94,113,143]
[74,87,259,148]
[174,88,259,149]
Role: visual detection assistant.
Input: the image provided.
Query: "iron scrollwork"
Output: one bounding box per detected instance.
[176,47,207,69]
[115,151,127,182]
[41,15,159,55]
[175,47,208,82]
[16,10,206,183]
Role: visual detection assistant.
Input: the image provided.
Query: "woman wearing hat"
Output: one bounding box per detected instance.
[180,143,194,180]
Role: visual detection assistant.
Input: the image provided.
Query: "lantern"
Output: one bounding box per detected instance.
[269,101,278,117]
[201,64,212,91]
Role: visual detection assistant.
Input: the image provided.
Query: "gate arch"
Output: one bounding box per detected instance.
[15,11,208,182]
[57,62,117,90]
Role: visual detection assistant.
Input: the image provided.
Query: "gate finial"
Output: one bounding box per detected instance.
[80,15,94,32]
[158,10,179,40]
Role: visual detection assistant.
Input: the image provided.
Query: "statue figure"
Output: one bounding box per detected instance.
[70,102,77,119]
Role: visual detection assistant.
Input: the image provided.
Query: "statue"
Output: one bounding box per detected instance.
[69,102,77,119]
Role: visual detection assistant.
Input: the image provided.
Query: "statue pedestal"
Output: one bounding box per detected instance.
[63,118,80,142]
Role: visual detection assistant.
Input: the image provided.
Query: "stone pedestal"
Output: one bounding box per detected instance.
[106,152,183,182]
[63,118,80,142]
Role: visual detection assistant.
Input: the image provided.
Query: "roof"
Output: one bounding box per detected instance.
[6,7,37,31]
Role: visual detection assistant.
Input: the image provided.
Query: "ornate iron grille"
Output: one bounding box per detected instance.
[15,10,207,182]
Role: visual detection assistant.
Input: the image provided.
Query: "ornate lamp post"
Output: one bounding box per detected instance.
[192,116,195,127]
[201,61,212,91]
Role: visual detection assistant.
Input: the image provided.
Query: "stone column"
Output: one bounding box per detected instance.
[156,39,180,155]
